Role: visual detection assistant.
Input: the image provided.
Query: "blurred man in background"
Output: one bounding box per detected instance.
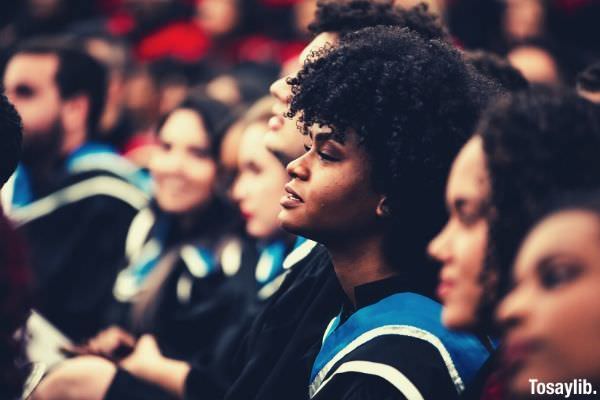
[2,38,149,341]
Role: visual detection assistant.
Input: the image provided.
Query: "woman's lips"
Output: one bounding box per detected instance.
[281,184,303,209]
[503,337,541,371]
[240,209,253,221]
[268,115,284,132]
[437,278,455,301]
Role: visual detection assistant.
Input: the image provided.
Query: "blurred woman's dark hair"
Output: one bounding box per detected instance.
[533,190,600,231]
[0,213,30,399]
[156,94,235,159]
[479,87,600,313]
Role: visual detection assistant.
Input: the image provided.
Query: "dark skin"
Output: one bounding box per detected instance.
[280,129,396,306]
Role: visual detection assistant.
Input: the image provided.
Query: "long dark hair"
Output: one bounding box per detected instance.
[478,87,600,331]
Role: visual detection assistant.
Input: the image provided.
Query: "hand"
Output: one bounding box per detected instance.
[65,326,136,360]
[119,335,164,379]
[118,335,190,397]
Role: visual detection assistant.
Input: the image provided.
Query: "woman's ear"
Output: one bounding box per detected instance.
[376,196,391,218]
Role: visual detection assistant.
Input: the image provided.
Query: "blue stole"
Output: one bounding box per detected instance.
[65,142,152,194]
[256,236,307,287]
[11,164,34,208]
[113,213,217,302]
[309,292,491,397]
[10,141,152,209]
[113,213,172,302]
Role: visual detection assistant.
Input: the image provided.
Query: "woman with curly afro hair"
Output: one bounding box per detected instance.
[280,25,498,399]
[428,87,600,399]
[268,0,449,165]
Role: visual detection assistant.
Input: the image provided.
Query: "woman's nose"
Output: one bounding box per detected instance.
[270,75,292,106]
[286,153,310,181]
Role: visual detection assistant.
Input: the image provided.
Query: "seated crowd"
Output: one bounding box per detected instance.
[0,1,599,400]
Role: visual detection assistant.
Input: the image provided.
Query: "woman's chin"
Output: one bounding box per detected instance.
[278,211,307,237]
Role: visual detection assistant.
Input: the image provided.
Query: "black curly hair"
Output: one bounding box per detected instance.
[479,87,600,304]
[288,25,497,293]
[308,0,448,41]
[464,50,529,93]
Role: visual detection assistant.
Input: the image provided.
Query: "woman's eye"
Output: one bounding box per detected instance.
[304,144,312,153]
[318,151,338,162]
[159,141,171,151]
[190,148,211,159]
[458,212,479,227]
[539,262,581,290]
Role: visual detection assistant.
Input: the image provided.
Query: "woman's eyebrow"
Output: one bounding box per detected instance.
[313,132,333,143]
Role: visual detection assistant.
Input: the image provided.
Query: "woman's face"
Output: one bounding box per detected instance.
[232,122,288,240]
[149,108,217,214]
[428,136,490,330]
[497,210,600,395]
[279,127,383,244]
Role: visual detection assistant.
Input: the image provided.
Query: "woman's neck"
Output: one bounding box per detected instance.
[327,233,396,307]
[260,231,296,248]
[173,199,219,239]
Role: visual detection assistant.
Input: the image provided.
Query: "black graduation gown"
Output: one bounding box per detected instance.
[183,244,345,400]
[309,277,493,400]
[105,238,260,400]
[15,169,147,342]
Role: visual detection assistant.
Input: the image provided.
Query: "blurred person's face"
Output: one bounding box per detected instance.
[508,46,560,85]
[195,0,239,37]
[294,0,317,35]
[267,32,338,165]
[124,71,160,131]
[279,127,384,244]
[497,210,600,395]
[206,75,241,106]
[149,109,217,214]
[4,54,63,152]
[159,82,189,116]
[395,0,440,11]
[428,137,490,330]
[504,0,544,42]
[232,122,288,240]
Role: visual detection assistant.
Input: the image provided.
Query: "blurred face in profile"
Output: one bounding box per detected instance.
[3,53,63,149]
[266,32,338,165]
[497,209,600,396]
[232,121,288,240]
[279,126,383,244]
[428,136,490,330]
[150,108,217,214]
